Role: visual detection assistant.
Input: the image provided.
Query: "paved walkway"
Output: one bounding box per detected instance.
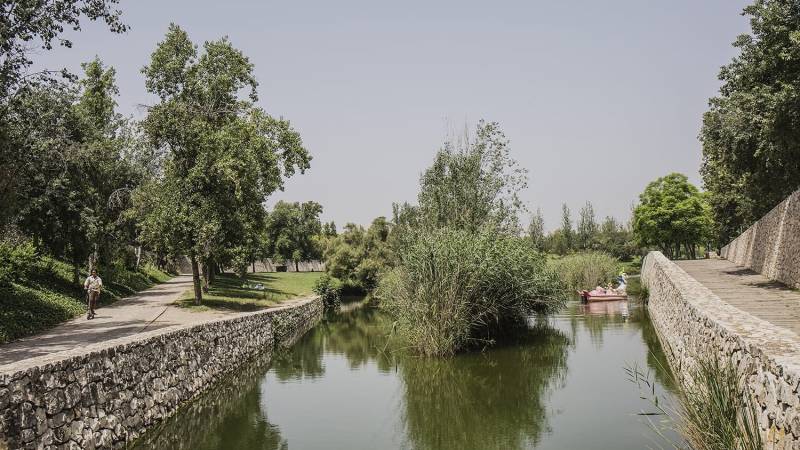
[677,259,800,336]
[0,276,234,368]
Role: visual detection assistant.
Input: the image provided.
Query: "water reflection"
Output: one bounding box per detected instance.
[399,320,569,450]
[132,298,677,450]
[131,355,287,450]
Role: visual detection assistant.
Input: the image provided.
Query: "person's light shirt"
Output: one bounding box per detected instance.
[84,275,103,292]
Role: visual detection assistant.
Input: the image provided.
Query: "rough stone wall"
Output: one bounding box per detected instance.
[0,298,323,450]
[721,189,800,289]
[642,251,800,449]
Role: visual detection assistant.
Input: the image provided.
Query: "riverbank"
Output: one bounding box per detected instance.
[0,296,323,449]
[642,251,800,448]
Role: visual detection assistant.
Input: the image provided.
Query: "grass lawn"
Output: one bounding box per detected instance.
[174,271,322,312]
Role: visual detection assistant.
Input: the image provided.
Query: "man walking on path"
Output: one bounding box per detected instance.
[84,269,103,320]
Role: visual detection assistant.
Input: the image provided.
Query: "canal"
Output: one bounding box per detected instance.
[133,298,679,450]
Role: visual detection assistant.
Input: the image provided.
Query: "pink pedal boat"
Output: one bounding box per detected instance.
[578,290,628,302]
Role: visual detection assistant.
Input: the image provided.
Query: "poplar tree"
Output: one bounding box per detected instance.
[134,24,310,303]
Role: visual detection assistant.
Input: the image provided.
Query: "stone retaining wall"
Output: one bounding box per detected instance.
[0,297,323,450]
[721,189,800,289]
[642,251,800,449]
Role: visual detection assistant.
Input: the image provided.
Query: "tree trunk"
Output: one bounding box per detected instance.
[209,261,216,284]
[201,259,210,293]
[252,261,256,273]
[135,246,142,270]
[190,255,203,305]
[295,260,299,272]
[72,261,80,287]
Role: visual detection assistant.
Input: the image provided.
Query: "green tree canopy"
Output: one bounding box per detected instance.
[11,58,149,282]
[700,0,800,243]
[632,173,714,259]
[527,208,546,251]
[576,201,597,250]
[416,120,527,234]
[133,24,311,302]
[264,201,324,271]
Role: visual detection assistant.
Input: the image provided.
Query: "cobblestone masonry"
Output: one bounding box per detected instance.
[0,297,323,450]
[643,252,800,449]
[721,189,800,289]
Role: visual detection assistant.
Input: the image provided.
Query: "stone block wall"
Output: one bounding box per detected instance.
[642,251,800,449]
[0,298,323,450]
[721,189,800,289]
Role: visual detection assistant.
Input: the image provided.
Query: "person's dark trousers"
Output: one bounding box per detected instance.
[88,291,99,316]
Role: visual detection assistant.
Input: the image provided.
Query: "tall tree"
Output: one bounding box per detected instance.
[560,203,573,253]
[417,121,527,234]
[13,58,144,283]
[0,0,127,226]
[134,24,310,303]
[527,208,546,251]
[700,0,800,244]
[576,201,597,250]
[632,173,714,259]
[264,201,324,272]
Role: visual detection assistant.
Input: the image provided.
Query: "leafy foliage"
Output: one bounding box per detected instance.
[263,201,323,270]
[313,274,342,311]
[416,120,527,233]
[700,0,800,244]
[133,24,311,303]
[632,173,714,259]
[322,217,393,293]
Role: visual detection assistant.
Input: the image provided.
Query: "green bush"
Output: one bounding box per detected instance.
[313,274,342,310]
[0,240,38,286]
[322,218,393,293]
[548,251,619,292]
[378,228,567,356]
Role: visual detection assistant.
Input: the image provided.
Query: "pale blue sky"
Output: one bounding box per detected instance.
[38,0,751,230]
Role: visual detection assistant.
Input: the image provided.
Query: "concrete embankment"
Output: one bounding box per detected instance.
[643,251,800,448]
[0,297,323,449]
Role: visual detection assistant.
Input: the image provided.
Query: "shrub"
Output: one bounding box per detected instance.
[548,251,619,292]
[313,274,342,310]
[378,228,567,356]
[0,240,38,286]
[322,218,393,293]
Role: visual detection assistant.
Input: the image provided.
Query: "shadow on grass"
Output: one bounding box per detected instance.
[173,272,320,312]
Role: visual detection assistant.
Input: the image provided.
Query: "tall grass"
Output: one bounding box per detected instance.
[626,356,762,450]
[548,251,619,292]
[378,228,567,356]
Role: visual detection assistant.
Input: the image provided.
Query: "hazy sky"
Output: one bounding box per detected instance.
[37,0,751,230]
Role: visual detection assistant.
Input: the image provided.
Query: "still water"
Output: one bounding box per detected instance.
[133,299,679,450]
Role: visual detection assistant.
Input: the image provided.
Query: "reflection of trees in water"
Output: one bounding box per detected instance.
[271,303,396,381]
[131,354,287,450]
[634,307,677,391]
[566,300,676,391]
[399,322,570,450]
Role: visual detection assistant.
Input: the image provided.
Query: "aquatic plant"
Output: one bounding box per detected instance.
[548,251,619,292]
[626,356,762,450]
[378,228,567,356]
